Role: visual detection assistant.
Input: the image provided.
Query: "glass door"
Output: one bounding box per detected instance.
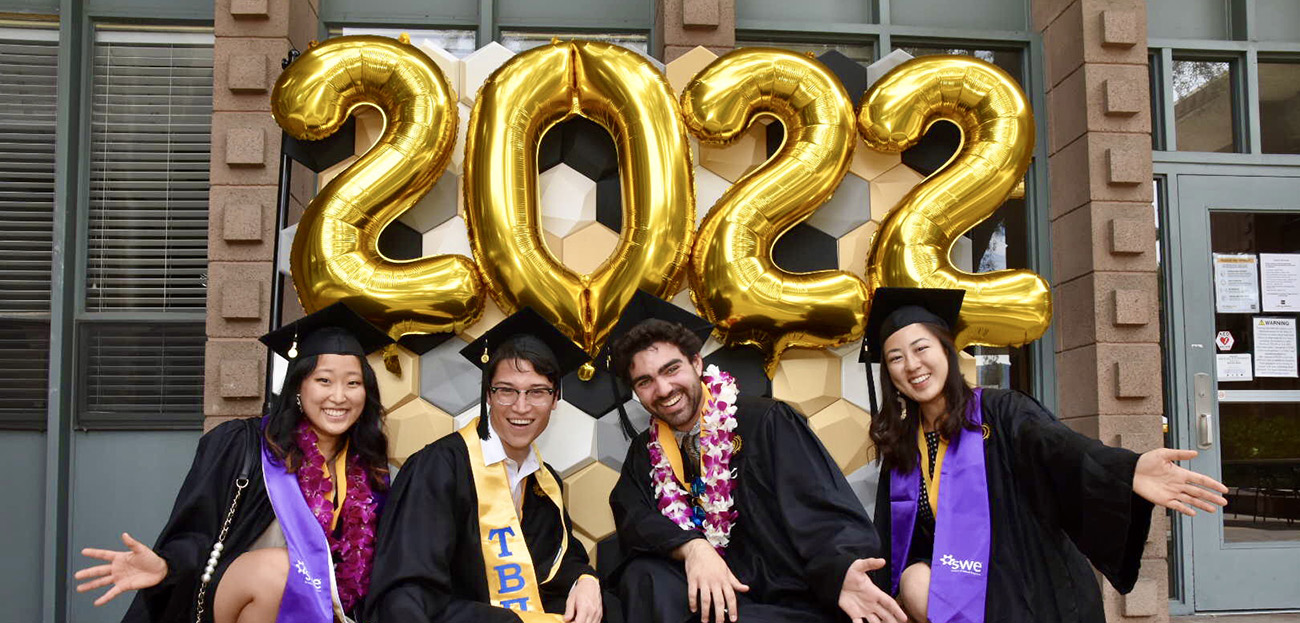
[1174,175,1300,611]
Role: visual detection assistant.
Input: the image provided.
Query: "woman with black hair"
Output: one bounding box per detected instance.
[863,288,1228,623]
[75,303,393,623]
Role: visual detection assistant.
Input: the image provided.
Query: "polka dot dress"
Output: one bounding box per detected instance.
[917,430,942,525]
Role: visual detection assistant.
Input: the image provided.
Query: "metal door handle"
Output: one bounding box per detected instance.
[1194,372,1213,449]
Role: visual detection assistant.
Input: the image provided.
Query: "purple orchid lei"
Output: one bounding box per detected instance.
[647,365,739,554]
[294,421,379,612]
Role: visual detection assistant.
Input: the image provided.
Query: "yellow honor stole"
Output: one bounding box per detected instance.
[917,426,948,518]
[459,420,568,622]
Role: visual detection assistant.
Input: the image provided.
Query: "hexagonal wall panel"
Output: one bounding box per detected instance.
[837,343,881,414]
[837,221,878,273]
[817,50,869,105]
[808,399,873,474]
[460,42,514,107]
[559,222,618,275]
[534,400,597,478]
[869,164,924,222]
[694,166,728,223]
[901,120,961,177]
[399,173,461,234]
[771,348,842,418]
[539,163,598,238]
[806,174,871,239]
[448,103,472,177]
[421,215,474,258]
[845,461,881,516]
[378,220,422,261]
[460,297,507,342]
[414,42,463,101]
[866,49,914,87]
[697,122,770,183]
[386,398,455,467]
[848,143,904,182]
[702,345,771,399]
[771,223,839,274]
[420,336,483,415]
[595,399,652,471]
[277,223,296,276]
[367,344,420,411]
[563,462,621,541]
[665,46,718,95]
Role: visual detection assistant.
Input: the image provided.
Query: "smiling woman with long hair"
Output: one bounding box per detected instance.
[864,288,1228,623]
[75,303,392,623]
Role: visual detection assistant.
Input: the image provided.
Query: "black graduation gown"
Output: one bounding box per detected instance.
[609,396,884,622]
[869,388,1154,623]
[123,418,276,623]
[364,432,598,622]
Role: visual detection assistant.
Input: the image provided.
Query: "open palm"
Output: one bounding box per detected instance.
[1133,448,1229,516]
[75,532,168,606]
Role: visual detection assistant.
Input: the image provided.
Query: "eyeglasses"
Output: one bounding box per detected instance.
[489,386,556,406]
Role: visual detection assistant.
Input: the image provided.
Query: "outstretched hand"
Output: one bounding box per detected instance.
[1133,449,1229,516]
[839,558,906,623]
[75,532,168,606]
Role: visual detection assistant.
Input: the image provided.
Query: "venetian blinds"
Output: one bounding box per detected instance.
[80,27,212,427]
[0,24,58,428]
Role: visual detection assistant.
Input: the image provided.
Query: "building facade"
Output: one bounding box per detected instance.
[1,0,1297,621]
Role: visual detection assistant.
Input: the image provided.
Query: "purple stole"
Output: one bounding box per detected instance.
[889,388,991,623]
[261,440,336,623]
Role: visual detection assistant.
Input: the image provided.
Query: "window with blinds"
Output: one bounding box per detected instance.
[0,24,59,429]
[78,27,212,428]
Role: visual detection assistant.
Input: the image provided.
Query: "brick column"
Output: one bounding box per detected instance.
[1034,0,1166,620]
[205,0,319,430]
[657,0,735,62]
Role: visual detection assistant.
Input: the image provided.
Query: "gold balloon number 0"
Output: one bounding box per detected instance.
[274,39,1051,370]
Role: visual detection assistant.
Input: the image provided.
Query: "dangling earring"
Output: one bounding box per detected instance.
[897,396,907,421]
[295,394,302,410]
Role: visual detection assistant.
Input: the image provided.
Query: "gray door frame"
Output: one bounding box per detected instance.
[1164,169,1300,612]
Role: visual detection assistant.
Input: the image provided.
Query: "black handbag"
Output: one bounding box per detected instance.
[194,417,261,623]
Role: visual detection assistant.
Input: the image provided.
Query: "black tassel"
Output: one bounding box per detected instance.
[863,345,879,415]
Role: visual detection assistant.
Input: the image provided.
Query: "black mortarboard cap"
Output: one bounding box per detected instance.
[259,302,395,361]
[601,289,715,438]
[859,287,964,414]
[458,307,589,440]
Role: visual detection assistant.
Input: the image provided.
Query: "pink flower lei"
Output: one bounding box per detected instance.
[294,421,380,612]
[647,365,739,554]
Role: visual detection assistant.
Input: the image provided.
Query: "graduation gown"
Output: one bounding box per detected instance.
[123,418,276,623]
[870,388,1154,623]
[609,396,883,622]
[364,432,597,622]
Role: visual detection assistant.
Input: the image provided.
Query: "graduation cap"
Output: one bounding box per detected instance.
[859,287,965,414]
[600,290,715,438]
[259,301,395,361]
[458,307,589,440]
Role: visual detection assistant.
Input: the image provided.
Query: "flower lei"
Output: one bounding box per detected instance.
[294,421,380,612]
[647,365,739,554]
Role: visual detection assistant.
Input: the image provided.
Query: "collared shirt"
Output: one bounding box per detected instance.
[480,420,541,515]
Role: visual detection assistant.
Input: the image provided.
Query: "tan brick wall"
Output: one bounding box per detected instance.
[1034,0,1167,620]
[204,0,319,430]
[657,0,735,62]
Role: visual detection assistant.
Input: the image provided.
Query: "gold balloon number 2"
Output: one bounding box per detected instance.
[273,38,1051,372]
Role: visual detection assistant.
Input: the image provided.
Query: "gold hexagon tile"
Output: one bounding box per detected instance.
[354,106,384,154]
[385,398,455,467]
[665,46,719,96]
[848,142,902,182]
[837,220,879,274]
[697,121,770,184]
[367,344,420,411]
[808,399,873,474]
[560,222,619,275]
[771,347,842,418]
[573,530,598,569]
[868,163,923,222]
[460,296,507,342]
[562,462,620,541]
[959,350,977,387]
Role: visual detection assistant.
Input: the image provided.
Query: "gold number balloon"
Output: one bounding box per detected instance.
[683,48,866,374]
[272,35,484,339]
[858,55,1051,348]
[464,40,694,376]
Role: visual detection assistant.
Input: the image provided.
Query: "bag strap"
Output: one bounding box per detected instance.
[194,418,260,623]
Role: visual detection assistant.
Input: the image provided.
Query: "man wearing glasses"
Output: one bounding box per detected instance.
[366,309,614,623]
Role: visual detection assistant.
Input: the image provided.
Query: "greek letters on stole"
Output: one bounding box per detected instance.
[459,420,569,623]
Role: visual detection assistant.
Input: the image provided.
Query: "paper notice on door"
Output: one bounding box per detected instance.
[1213,254,1260,313]
[1260,253,1300,312]
[1216,354,1253,382]
[1253,317,1298,378]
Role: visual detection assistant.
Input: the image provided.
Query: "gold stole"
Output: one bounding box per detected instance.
[459,420,567,622]
[917,426,948,517]
[655,382,712,485]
